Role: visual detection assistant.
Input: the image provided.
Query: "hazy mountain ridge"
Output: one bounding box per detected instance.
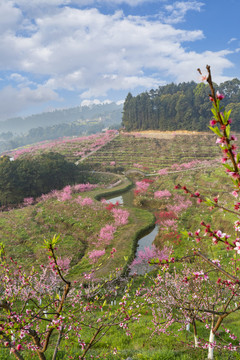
[0,102,123,154]
[0,102,123,135]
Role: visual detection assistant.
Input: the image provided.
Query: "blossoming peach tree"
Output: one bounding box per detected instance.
[147,65,240,359]
[0,235,143,360]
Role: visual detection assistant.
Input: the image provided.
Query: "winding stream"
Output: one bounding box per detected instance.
[104,188,159,273]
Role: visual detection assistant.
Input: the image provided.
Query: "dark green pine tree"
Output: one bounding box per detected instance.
[122,78,240,132]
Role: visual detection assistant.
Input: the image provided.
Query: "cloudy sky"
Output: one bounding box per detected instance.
[0,0,239,120]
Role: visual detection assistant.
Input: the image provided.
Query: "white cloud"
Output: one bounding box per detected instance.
[15,7,205,81]
[9,73,35,88]
[228,37,237,44]
[0,2,235,119]
[168,49,233,84]
[80,74,162,98]
[161,1,204,24]
[81,99,113,106]
[0,85,59,120]
[13,0,71,13]
[0,0,23,33]
[94,0,159,4]
[13,0,160,12]
[116,99,124,105]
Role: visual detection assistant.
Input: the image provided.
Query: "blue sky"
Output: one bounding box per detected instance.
[0,0,239,121]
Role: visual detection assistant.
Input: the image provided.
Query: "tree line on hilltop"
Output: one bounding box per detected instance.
[122,79,240,131]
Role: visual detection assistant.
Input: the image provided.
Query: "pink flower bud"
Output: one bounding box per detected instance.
[216,91,224,100]
[232,191,238,198]
[230,172,240,179]
[209,119,217,126]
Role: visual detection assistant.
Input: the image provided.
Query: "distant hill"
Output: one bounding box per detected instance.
[0,102,123,134]
[122,79,240,132]
[0,102,123,154]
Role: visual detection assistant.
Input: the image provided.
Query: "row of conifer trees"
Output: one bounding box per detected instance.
[122,78,240,131]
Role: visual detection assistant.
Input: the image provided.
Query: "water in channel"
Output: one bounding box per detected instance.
[104,188,159,274]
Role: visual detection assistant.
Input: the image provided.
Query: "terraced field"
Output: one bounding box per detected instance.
[82,132,221,173]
